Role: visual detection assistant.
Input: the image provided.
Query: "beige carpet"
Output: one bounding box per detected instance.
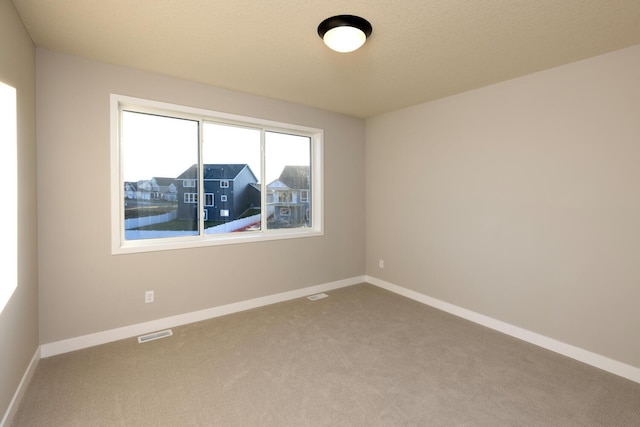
[12,284,640,426]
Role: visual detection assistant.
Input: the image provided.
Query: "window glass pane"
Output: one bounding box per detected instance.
[122,111,199,240]
[202,122,261,233]
[265,132,311,229]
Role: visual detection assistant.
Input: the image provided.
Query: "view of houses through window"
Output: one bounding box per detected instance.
[120,109,313,244]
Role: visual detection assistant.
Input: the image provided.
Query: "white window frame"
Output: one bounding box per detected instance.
[220,195,228,202]
[220,180,229,188]
[204,193,214,207]
[110,94,323,254]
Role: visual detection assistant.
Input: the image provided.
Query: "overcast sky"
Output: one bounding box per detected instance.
[122,111,310,184]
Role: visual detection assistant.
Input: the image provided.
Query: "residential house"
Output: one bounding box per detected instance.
[151,177,177,202]
[175,164,260,222]
[134,179,152,200]
[123,182,137,200]
[267,165,310,228]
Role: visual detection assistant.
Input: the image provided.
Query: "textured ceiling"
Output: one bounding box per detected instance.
[12,0,640,118]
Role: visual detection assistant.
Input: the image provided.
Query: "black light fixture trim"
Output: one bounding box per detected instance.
[317,15,373,40]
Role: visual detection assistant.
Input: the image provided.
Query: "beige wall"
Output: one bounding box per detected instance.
[0,0,38,420]
[36,49,365,344]
[365,45,640,368]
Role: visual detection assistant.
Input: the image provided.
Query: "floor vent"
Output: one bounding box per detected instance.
[307,293,329,301]
[137,329,173,344]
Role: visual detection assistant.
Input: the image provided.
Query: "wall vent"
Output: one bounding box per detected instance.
[307,293,329,301]
[137,329,173,343]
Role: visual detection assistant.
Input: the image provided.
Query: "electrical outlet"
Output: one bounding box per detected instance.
[145,290,154,303]
[379,259,384,268]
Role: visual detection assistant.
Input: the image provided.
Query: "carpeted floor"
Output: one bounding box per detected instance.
[11,283,640,426]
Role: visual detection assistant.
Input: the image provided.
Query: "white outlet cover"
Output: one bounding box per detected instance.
[145,291,154,303]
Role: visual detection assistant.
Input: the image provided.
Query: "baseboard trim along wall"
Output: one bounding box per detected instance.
[37,274,640,384]
[365,275,640,385]
[40,276,366,358]
[1,347,40,427]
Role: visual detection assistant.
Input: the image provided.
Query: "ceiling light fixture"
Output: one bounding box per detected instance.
[317,15,372,53]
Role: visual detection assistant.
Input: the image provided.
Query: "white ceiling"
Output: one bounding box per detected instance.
[12,0,640,118]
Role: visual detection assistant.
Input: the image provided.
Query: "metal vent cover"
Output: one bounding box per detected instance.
[137,329,173,343]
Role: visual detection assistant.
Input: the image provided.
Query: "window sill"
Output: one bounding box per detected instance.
[112,228,324,255]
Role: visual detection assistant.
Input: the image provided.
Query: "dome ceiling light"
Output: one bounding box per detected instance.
[317,15,373,53]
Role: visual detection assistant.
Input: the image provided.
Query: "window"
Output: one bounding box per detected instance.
[111,94,323,254]
[280,207,291,216]
[278,192,292,203]
[0,82,17,313]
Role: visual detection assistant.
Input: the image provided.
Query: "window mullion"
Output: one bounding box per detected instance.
[260,130,266,232]
[198,119,204,236]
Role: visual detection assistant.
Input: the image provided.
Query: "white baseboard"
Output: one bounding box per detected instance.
[365,275,640,384]
[1,346,40,427]
[40,276,366,358]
